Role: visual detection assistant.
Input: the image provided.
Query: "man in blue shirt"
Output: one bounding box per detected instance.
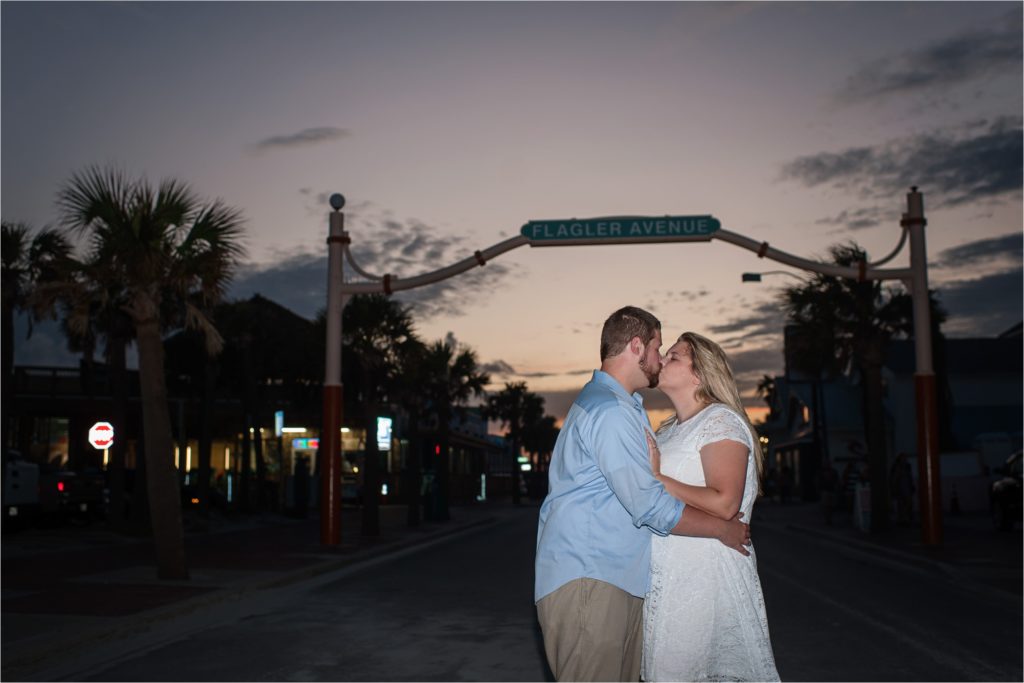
[535,306,751,682]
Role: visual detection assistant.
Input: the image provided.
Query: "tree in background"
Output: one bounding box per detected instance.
[58,253,138,529]
[388,336,430,527]
[1,222,71,455]
[523,413,560,475]
[781,242,940,532]
[421,337,489,521]
[340,294,421,536]
[484,381,544,505]
[58,166,245,579]
[755,375,776,420]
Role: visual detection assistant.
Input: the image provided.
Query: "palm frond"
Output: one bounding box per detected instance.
[184,301,224,356]
[1,221,30,271]
[57,165,133,237]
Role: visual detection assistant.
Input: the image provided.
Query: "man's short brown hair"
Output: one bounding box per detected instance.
[600,306,661,361]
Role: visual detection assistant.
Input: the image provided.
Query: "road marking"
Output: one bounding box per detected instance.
[761,564,1010,681]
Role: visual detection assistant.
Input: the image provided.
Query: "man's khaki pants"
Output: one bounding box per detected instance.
[536,578,643,682]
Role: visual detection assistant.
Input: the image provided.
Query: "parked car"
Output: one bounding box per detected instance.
[38,465,106,526]
[990,450,1022,531]
[3,450,40,526]
[3,450,106,527]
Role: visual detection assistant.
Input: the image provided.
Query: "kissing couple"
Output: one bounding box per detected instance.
[535,306,779,682]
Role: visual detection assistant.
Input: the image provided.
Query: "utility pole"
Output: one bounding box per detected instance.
[904,187,942,545]
[320,193,347,545]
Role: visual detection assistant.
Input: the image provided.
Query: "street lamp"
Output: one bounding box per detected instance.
[741,270,804,283]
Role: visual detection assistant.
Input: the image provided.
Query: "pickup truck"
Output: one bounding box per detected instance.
[3,451,106,526]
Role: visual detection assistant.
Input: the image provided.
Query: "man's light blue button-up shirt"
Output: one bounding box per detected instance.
[534,370,685,602]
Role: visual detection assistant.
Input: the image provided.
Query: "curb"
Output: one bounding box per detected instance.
[2,514,501,681]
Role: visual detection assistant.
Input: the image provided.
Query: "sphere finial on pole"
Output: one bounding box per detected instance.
[329,193,346,211]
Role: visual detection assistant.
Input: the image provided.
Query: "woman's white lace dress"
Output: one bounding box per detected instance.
[642,403,779,682]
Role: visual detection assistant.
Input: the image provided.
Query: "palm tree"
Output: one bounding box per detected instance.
[59,253,138,527]
[339,294,421,536]
[781,242,925,532]
[421,337,490,521]
[484,381,545,504]
[389,336,430,527]
[1,222,71,454]
[755,375,776,417]
[58,166,245,579]
[523,414,559,475]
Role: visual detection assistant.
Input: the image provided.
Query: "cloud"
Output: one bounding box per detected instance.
[229,207,519,321]
[479,360,517,376]
[519,368,593,379]
[934,231,1022,269]
[814,206,892,232]
[780,118,1023,208]
[726,346,785,379]
[253,127,350,151]
[229,253,328,319]
[480,359,593,381]
[936,268,1023,337]
[706,300,788,341]
[836,12,1022,104]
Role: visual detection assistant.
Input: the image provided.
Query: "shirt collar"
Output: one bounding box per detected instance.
[592,370,646,408]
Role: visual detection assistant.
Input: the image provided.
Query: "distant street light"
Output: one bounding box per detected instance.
[741,270,804,283]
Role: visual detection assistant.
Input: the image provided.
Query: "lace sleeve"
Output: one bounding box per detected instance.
[696,405,752,452]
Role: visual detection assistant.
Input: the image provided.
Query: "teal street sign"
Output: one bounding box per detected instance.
[521,215,720,245]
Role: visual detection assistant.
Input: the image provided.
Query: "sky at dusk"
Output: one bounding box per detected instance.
[3,1,1022,425]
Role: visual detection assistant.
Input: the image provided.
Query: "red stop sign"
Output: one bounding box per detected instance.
[88,422,115,449]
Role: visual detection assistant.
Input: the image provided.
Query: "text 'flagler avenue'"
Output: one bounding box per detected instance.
[522,215,720,241]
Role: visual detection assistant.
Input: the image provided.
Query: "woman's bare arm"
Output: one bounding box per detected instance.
[648,432,748,520]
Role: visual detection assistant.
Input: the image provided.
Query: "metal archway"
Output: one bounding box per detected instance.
[318,189,940,547]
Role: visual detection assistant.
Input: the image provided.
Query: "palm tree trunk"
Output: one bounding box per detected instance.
[2,303,14,453]
[133,301,189,580]
[130,432,150,533]
[510,435,522,506]
[362,407,381,536]
[862,339,890,532]
[108,332,129,529]
[405,418,422,527]
[437,421,451,522]
[240,415,252,513]
[253,417,267,511]
[197,356,215,518]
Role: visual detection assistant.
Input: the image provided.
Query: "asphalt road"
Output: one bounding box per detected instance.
[73,506,1021,682]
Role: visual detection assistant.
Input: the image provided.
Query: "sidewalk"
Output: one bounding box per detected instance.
[754,499,1022,596]
[1,500,513,679]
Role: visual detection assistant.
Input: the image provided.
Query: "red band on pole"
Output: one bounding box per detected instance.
[327,235,350,245]
[383,274,392,295]
[474,250,487,266]
[320,385,343,546]
[757,242,769,258]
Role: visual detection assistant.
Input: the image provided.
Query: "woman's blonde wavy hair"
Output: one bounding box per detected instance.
[659,331,765,488]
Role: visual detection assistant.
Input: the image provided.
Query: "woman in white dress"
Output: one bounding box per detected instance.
[642,331,779,682]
